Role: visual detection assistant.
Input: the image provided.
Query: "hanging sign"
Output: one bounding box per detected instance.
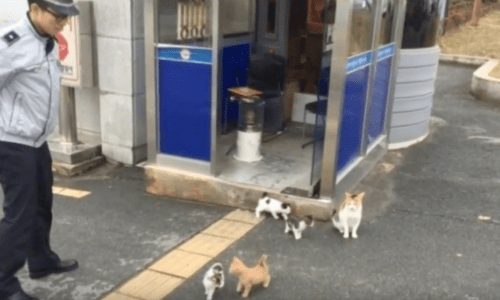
[57,16,79,85]
[57,2,94,88]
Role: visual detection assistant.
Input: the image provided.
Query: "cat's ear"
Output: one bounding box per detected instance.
[344,192,351,198]
[357,192,366,202]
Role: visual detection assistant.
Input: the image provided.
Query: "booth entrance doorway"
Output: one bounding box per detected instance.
[217,0,328,196]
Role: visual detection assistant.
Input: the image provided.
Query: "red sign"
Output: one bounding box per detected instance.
[57,32,69,61]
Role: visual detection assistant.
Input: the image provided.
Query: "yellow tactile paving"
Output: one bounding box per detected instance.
[202,219,256,240]
[52,186,91,199]
[52,187,64,194]
[223,209,265,224]
[148,249,212,278]
[179,233,235,257]
[118,270,184,300]
[100,292,142,300]
[102,209,264,300]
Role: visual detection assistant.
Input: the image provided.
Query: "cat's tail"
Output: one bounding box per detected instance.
[332,217,342,230]
[258,254,268,269]
[331,210,342,230]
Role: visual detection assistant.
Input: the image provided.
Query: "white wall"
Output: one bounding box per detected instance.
[0,0,28,28]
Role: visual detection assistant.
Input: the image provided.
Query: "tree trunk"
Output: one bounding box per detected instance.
[470,0,483,27]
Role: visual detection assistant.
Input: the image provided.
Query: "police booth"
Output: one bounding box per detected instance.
[144,0,406,207]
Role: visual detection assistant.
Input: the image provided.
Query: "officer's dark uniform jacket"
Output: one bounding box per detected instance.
[0,14,62,148]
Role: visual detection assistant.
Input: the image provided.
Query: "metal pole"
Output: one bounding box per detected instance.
[383,0,407,141]
[210,0,221,176]
[319,0,354,200]
[360,0,383,155]
[145,0,158,164]
[59,86,79,148]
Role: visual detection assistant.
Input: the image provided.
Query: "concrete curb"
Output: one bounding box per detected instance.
[439,53,500,104]
[439,53,490,67]
[471,59,500,104]
[144,164,334,221]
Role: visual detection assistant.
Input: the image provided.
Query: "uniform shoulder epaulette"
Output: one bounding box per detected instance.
[2,30,21,46]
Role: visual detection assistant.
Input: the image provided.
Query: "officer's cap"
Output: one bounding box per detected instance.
[29,0,80,17]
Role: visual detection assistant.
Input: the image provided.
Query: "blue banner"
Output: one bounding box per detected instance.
[377,43,395,60]
[346,52,372,74]
[158,47,212,64]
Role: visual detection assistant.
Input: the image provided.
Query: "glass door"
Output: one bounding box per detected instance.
[366,0,396,149]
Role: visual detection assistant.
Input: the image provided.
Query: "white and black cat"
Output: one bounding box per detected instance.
[203,262,225,300]
[332,192,365,239]
[255,192,291,220]
[285,215,314,240]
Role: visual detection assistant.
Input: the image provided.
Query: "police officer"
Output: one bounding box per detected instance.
[0,1,80,299]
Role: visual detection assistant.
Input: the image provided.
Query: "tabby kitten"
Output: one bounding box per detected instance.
[284,215,314,240]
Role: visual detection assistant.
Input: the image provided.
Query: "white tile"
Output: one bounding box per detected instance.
[132,0,145,39]
[102,143,147,165]
[134,93,147,145]
[102,143,134,165]
[79,35,95,88]
[76,2,92,35]
[92,0,132,39]
[133,39,145,95]
[100,93,134,147]
[96,37,133,95]
[75,87,101,134]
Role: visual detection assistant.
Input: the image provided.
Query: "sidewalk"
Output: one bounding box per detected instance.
[2,62,500,300]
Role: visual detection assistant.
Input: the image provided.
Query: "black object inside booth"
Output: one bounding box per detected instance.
[247,53,287,133]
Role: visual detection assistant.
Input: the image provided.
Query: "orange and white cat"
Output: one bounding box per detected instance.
[229,255,271,298]
[332,192,366,239]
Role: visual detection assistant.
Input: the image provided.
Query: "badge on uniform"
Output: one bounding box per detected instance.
[2,31,20,46]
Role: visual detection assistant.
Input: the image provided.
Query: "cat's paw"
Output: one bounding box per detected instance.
[343,234,349,239]
[352,233,358,239]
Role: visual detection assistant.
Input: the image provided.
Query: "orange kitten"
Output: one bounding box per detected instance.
[228,255,271,298]
[332,192,365,239]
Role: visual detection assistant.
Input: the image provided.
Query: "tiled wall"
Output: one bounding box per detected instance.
[84,0,147,164]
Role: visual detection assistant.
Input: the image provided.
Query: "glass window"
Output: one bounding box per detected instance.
[157,0,212,48]
[323,0,336,51]
[401,0,441,48]
[348,0,372,56]
[220,0,256,36]
[267,0,277,33]
[379,0,394,45]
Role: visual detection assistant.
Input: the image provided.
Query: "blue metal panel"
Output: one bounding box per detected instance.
[367,43,395,145]
[337,52,372,173]
[157,47,212,161]
[221,43,251,127]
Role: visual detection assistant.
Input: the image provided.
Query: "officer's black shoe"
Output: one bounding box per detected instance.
[29,259,79,279]
[6,291,39,300]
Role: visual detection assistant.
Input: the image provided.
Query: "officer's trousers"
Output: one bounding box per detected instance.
[0,141,60,297]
